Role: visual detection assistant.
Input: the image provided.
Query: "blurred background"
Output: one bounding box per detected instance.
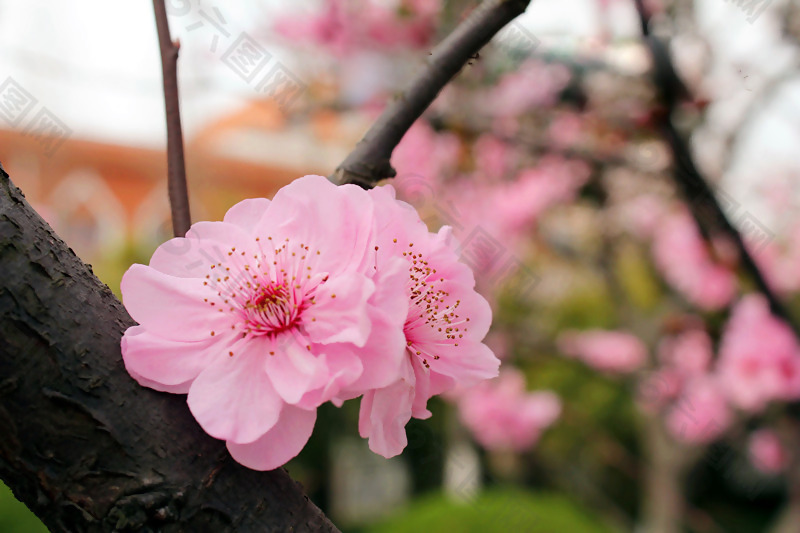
[1,0,800,531]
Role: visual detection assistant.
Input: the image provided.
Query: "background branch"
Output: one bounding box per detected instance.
[632,0,800,337]
[153,0,191,237]
[332,0,533,188]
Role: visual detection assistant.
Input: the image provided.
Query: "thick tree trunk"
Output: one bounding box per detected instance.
[0,167,339,532]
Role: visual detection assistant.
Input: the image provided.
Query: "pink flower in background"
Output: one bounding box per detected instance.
[717,294,800,412]
[275,0,439,57]
[392,121,461,190]
[358,185,500,458]
[547,112,584,150]
[121,175,408,470]
[638,369,683,413]
[493,156,590,234]
[748,430,788,474]
[617,195,666,240]
[658,329,713,377]
[651,210,737,310]
[473,134,516,179]
[458,369,561,452]
[558,329,648,375]
[666,377,731,444]
[752,224,800,295]
[485,60,572,117]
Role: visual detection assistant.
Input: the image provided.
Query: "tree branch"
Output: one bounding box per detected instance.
[153,0,191,237]
[632,0,800,337]
[0,168,339,532]
[332,0,533,188]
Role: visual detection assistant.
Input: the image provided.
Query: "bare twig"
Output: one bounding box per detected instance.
[632,0,800,337]
[153,0,191,237]
[332,0,533,188]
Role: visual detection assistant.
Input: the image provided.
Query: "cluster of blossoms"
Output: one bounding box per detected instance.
[457,369,561,452]
[562,295,800,450]
[274,0,440,57]
[120,176,499,470]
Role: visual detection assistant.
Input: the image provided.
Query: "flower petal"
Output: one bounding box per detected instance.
[227,405,317,471]
[255,175,376,275]
[121,265,232,341]
[223,198,271,229]
[264,332,328,404]
[187,337,283,444]
[359,378,414,458]
[149,221,257,279]
[421,340,500,387]
[302,273,375,347]
[122,325,233,391]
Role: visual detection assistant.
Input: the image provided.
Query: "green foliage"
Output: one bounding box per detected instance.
[366,488,619,533]
[0,482,47,533]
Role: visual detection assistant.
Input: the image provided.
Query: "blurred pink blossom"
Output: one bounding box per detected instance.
[651,210,737,310]
[274,0,439,57]
[558,329,648,375]
[666,377,731,444]
[547,112,584,150]
[458,369,561,452]
[658,329,713,377]
[748,429,788,474]
[484,60,572,117]
[717,294,800,412]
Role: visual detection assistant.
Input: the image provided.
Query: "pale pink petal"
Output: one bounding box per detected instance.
[264,332,328,404]
[417,340,500,387]
[302,273,375,347]
[359,379,415,458]
[227,405,317,471]
[148,221,257,279]
[122,325,233,390]
[255,175,376,275]
[223,198,271,229]
[187,337,283,444]
[121,265,233,341]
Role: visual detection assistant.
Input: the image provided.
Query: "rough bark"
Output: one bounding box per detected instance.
[0,166,339,532]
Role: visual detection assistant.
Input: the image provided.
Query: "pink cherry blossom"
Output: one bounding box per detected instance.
[666,377,731,444]
[748,429,788,474]
[716,294,800,412]
[558,329,648,375]
[458,369,561,452]
[121,175,408,470]
[358,185,500,457]
[657,329,713,377]
[651,210,737,310]
[493,155,590,234]
[484,60,572,118]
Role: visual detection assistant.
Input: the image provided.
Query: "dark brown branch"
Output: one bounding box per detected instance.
[332,0,533,188]
[153,0,191,237]
[0,168,339,532]
[633,0,800,338]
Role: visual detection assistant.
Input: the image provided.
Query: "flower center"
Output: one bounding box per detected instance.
[244,281,303,337]
[392,241,468,369]
[201,236,325,345]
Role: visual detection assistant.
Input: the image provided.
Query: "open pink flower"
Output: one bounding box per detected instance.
[358,185,500,457]
[458,369,561,452]
[558,329,648,375]
[121,175,407,470]
[717,294,800,412]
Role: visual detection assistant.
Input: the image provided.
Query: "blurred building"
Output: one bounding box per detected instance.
[0,98,366,265]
